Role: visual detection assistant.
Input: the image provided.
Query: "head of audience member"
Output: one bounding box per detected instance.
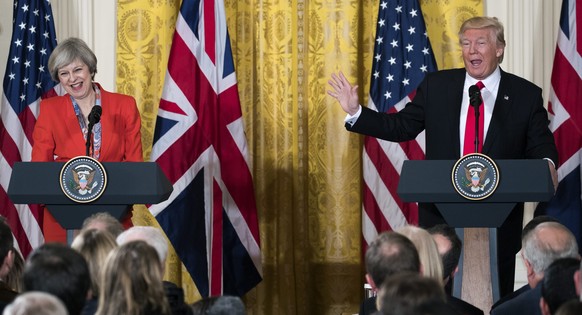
[70,228,117,299]
[555,299,582,315]
[427,224,462,285]
[365,231,421,292]
[116,226,168,265]
[0,216,14,281]
[376,272,446,315]
[458,16,505,80]
[540,257,581,315]
[521,215,560,241]
[3,291,68,315]
[522,221,579,289]
[96,240,170,315]
[396,225,443,283]
[5,247,23,292]
[81,212,124,237]
[190,295,246,315]
[22,243,90,315]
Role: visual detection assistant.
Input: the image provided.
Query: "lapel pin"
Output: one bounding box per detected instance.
[504,95,509,100]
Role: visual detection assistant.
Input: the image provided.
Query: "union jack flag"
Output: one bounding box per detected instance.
[362,0,437,247]
[0,0,59,257]
[540,0,582,251]
[149,0,262,296]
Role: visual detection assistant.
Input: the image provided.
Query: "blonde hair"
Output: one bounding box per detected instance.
[71,228,117,296]
[96,241,170,315]
[396,225,443,283]
[458,16,506,63]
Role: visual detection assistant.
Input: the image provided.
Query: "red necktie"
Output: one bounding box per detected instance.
[463,81,485,155]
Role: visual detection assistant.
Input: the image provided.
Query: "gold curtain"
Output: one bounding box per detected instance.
[116,0,482,314]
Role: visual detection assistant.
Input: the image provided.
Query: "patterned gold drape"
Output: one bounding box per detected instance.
[116,0,482,314]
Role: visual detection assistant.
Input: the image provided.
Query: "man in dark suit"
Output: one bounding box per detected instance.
[490,222,578,315]
[328,16,558,298]
[360,231,421,315]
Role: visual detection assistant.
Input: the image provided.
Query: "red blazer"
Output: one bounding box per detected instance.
[32,85,143,162]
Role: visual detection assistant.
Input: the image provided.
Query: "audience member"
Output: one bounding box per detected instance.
[190,295,246,315]
[396,225,443,283]
[117,226,191,315]
[117,226,168,265]
[540,257,581,315]
[3,291,68,315]
[555,299,582,315]
[491,215,560,311]
[360,231,421,315]
[428,224,483,315]
[491,222,579,315]
[81,212,125,237]
[4,248,23,293]
[0,217,17,312]
[96,240,170,315]
[376,272,457,315]
[70,229,118,315]
[22,243,90,315]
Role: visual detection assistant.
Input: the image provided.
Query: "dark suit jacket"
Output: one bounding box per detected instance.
[447,295,484,315]
[490,283,530,312]
[359,296,377,315]
[490,284,542,315]
[348,68,557,165]
[348,68,558,296]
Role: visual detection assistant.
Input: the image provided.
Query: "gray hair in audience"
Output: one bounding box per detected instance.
[522,222,579,274]
[3,291,68,315]
[116,226,168,264]
[191,295,246,315]
[81,212,124,237]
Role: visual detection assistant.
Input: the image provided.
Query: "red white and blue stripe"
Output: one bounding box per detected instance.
[149,0,262,296]
[362,0,437,247]
[542,0,582,251]
[0,0,59,257]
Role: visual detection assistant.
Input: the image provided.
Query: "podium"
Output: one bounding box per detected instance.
[398,159,554,311]
[8,162,172,235]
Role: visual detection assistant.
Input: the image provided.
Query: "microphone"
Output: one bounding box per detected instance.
[469,85,481,108]
[468,85,481,153]
[86,106,102,156]
[88,106,102,125]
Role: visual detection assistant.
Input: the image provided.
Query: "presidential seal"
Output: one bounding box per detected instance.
[60,156,107,203]
[452,153,499,200]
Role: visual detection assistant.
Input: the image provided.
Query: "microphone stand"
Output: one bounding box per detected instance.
[86,122,95,157]
[474,106,480,153]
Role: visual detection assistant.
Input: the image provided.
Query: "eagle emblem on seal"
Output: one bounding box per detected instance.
[464,161,491,192]
[72,168,98,195]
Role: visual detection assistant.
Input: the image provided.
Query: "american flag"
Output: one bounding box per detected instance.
[362,0,437,246]
[148,0,262,296]
[541,0,582,251]
[0,0,59,256]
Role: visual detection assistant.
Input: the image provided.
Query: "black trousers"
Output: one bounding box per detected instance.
[418,203,523,299]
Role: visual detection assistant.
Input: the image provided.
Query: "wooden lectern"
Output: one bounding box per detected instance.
[398,159,554,312]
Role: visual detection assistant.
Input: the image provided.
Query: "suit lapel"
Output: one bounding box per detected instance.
[448,70,465,157]
[483,70,512,154]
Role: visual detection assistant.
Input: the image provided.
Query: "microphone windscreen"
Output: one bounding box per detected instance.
[89,106,102,124]
[468,85,481,107]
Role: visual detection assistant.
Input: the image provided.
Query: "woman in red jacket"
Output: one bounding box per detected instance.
[32,37,142,241]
